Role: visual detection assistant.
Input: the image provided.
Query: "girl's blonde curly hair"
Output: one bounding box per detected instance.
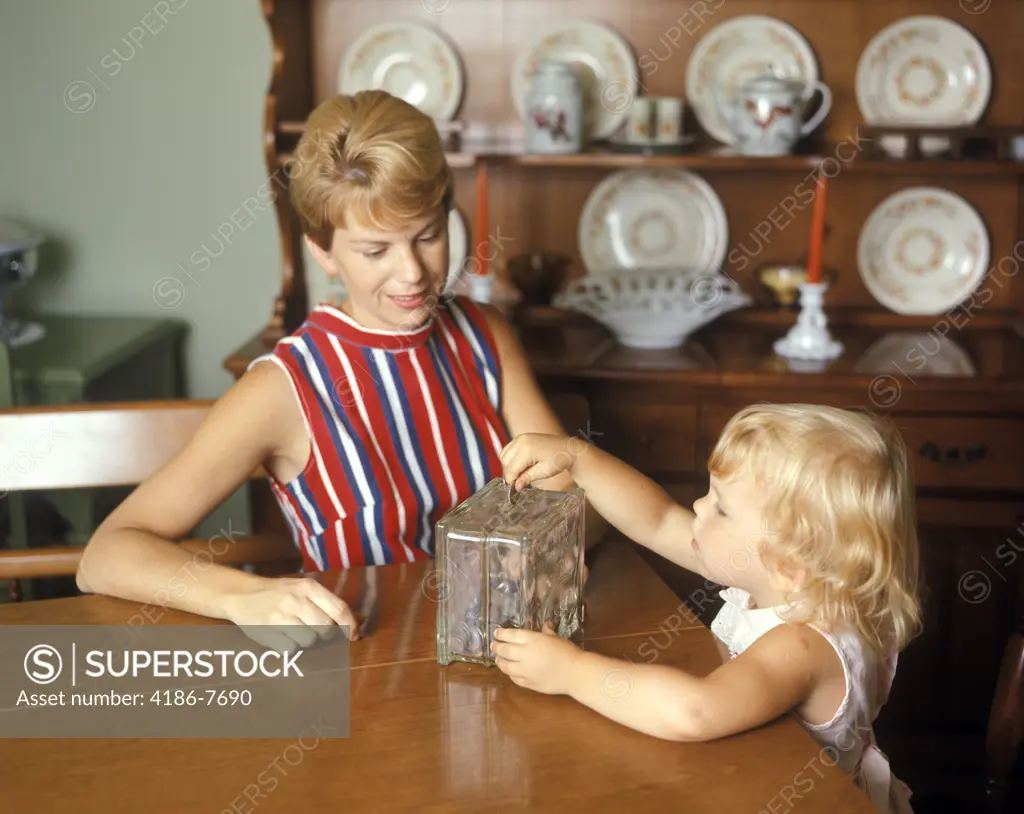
[707,403,922,655]
[286,90,453,251]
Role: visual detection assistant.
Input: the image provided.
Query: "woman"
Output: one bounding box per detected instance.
[76,90,601,646]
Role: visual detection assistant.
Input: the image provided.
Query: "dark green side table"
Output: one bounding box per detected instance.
[10,315,187,406]
[5,314,188,565]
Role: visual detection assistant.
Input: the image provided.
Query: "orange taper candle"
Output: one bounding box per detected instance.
[474,163,489,275]
[805,174,827,285]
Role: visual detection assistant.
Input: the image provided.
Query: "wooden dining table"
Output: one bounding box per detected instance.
[0,540,877,813]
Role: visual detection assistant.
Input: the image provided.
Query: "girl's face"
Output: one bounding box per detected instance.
[307,204,450,331]
[690,469,791,608]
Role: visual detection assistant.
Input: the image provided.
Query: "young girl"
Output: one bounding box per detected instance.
[494,403,921,813]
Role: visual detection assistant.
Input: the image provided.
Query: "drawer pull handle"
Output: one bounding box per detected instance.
[965,443,988,463]
[918,442,988,466]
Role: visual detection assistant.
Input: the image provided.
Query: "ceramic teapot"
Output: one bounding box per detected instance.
[713,72,832,156]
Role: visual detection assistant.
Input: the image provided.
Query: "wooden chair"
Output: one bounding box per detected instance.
[0,338,11,408]
[0,390,594,599]
[0,338,32,595]
[0,399,300,599]
[982,547,1024,813]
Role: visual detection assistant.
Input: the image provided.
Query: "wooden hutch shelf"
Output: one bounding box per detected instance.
[719,306,1019,330]
[276,120,309,135]
[501,150,1024,175]
[233,3,1024,808]
[276,147,1024,175]
[275,124,1024,174]
[276,149,479,169]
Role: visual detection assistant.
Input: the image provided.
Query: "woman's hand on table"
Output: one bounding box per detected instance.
[500,432,584,492]
[492,622,582,695]
[221,576,361,653]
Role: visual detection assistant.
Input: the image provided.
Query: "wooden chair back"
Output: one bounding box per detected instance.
[0,340,12,409]
[0,399,299,586]
[1,391,594,590]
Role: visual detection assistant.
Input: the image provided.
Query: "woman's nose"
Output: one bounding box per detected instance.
[395,250,426,284]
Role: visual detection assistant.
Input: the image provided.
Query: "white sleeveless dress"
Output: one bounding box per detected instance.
[710,587,914,814]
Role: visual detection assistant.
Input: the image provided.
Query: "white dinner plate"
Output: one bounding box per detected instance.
[512,20,638,141]
[578,168,729,275]
[857,187,989,315]
[338,21,464,120]
[444,206,468,294]
[686,15,820,145]
[856,15,991,126]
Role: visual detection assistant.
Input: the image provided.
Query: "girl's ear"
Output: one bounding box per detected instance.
[772,558,809,595]
[305,233,341,278]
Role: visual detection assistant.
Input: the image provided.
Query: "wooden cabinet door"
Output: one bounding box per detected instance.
[589,402,698,477]
[875,518,1024,808]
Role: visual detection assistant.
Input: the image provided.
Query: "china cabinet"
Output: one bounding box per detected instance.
[225,2,1024,808]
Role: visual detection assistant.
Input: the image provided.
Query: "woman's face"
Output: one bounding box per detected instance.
[308,204,450,331]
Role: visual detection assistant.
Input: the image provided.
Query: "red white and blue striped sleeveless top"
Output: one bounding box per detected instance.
[251,296,510,572]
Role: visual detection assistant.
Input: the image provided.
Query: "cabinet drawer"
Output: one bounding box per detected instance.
[700,409,1023,493]
[698,405,742,457]
[893,416,1024,491]
[591,404,697,475]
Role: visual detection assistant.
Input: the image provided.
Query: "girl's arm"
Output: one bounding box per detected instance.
[566,443,699,571]
[481,304,608,549]
[494,605,846,738]
[501,430,700,572]
[565,623,838,741]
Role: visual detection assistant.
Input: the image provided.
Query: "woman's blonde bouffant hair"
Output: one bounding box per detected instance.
[286,90,454,250]
[707,403,922,655]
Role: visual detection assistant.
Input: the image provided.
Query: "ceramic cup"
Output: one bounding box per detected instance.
[651,97,684,143]
[880,134,951,160]
[625,97,655,142]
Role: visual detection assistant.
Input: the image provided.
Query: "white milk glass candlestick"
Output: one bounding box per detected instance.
[773,281,844,361]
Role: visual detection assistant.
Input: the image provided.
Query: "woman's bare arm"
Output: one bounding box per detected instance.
[75,362,358,639]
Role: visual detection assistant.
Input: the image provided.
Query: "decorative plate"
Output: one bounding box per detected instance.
[685,15,819,145]
[338,21,464,120]
[512,20,638,141]
[857,188,989,315]
[855,15,991,126]
[853,332,976,378]
[444,206,468,294]
[578,168,728,275]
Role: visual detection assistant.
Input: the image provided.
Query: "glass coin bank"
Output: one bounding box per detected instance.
[435,478,586,666]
